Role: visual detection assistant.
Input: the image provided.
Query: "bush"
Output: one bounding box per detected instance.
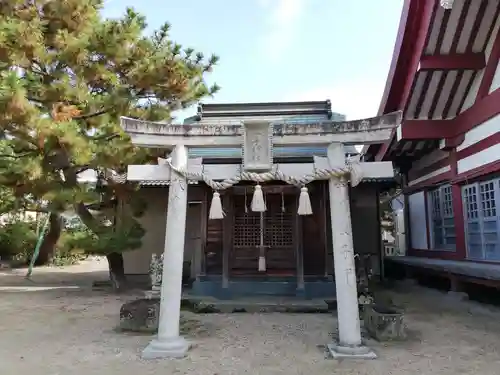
[0,217,38,260]
[52,228,94,266]
[0,214,89,266]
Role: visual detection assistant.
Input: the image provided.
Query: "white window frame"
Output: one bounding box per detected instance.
[462,177,500,261]
[427,184,456,251]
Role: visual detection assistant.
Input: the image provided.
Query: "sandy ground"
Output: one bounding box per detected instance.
[2,260,500,375]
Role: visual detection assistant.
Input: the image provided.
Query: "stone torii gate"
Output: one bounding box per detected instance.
[121,110,401,360]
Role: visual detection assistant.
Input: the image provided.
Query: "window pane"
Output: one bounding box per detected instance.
[483,221,497,231]
[445,236,456,245]
[468,233,482,244]
[444,227,455,236]
[468,245,483,259]
[485,244,500,261]
[433,222,443,247]
[443,218,454,226]
[430,189,442,219]
[463,185,479,220]
[484,232,498,242]
[441,185,453,217]
[480,182,496,217]
[468,222,479,232]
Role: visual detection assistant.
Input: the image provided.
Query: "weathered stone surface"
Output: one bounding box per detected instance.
[121,111,401,138]
[119,298,160,333]
[363,305,407,341]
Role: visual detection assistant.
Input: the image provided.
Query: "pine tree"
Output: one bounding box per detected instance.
[0,0,219,287]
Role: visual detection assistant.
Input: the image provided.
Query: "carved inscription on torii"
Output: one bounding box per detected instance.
[242,121,273,172]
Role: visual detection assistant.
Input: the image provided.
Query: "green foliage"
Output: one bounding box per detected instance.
[0,1,219,255]
[0,216,38,258]
[52,229,92,266]
[58,217,145,256]
[0,185,17,214]
[0,215,89,266]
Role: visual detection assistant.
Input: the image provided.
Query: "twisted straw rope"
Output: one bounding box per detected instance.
[161,157,363,190]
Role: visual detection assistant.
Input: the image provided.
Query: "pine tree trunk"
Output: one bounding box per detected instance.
[35,212,61,266]
[73,202,127,292]
[106,252,127,291]
[63,168,128,292]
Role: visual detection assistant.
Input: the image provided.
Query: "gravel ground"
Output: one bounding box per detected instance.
[2,260,500,375]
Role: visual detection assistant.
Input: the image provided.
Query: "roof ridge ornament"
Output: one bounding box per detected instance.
[440,0,454,9]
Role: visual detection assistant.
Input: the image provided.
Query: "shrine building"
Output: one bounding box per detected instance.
[121,100,397,299]
[364,0,500,291]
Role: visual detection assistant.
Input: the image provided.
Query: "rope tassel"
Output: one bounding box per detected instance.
[251,184,266,212]
[209,191,225,219]
[297,186,313,215]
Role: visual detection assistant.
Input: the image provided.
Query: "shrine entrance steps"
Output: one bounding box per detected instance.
[181,294,335,314]
[190,275,336,300]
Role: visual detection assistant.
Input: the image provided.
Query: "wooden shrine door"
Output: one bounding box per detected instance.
[231,188,297,276]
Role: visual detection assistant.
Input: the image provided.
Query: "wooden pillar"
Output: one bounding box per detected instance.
[199,188,208,277]
[295,213,305,295]
[450,150,466,259]
[222,192,233,289]
[375,184,385,281]
[402,174,412,254]
[321,182,330,278]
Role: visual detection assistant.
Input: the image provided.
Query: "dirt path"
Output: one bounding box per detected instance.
[1,261,500,374]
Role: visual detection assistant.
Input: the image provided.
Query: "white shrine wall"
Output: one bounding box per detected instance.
[123,187,167,275]
[489,60,500,94]
[456,112,500,174]
[122,187,203,276]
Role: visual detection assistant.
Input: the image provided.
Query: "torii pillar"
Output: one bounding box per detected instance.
[142,145,190,359]
[326,143,376,359]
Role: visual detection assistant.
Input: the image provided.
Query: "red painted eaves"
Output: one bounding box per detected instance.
[377,0,414,116]
[476,20,500,102]
[371,0,436,161]
[419,52,486,71]
[378,0,436,115]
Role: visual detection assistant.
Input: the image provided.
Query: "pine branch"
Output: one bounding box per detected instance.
[0,151,36,159]
[85,199,117,211]
[74,108,111,120]
[22,206,51,213]
[74,165,91,174]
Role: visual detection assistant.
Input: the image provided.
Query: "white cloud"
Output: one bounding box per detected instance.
[260,0,305,62]
[285,78,387,121]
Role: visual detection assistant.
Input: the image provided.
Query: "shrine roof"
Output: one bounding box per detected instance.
[187,145,359,159]
[365,0,500,162]
[186,109,355,159]
[187,100,345,123]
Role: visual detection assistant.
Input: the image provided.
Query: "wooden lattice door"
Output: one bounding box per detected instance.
[231,191,296,275]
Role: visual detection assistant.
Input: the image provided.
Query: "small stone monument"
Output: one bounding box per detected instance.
[363,305,406,341]
[119,254,163,332]
[146,253,163,298]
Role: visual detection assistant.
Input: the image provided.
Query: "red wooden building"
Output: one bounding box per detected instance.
[364,0,500,288]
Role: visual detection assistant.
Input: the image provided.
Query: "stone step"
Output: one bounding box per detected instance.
[182,295,335,313]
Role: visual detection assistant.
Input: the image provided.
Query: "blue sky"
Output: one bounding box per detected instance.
[102,0,404,122]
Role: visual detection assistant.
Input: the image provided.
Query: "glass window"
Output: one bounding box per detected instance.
[462,178,500,261]
[428,185,456,250]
